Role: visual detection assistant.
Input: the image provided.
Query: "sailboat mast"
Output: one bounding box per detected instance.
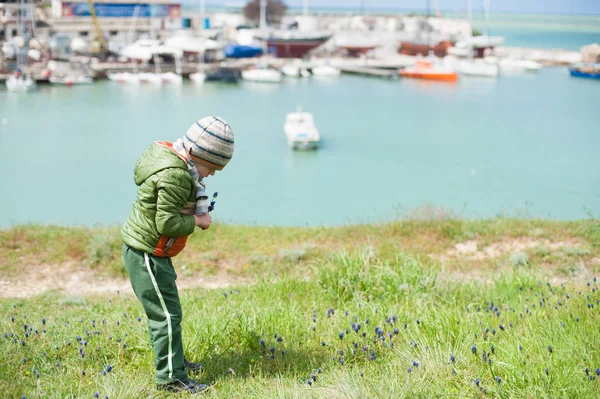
[199,0,205,30]
[259,0,267,30]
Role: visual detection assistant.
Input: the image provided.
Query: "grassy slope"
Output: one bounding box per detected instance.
[1,219,599,398]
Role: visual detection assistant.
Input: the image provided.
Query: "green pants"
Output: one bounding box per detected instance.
[122,244,187,384]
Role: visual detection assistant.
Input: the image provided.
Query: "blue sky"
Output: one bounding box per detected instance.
[221,1,600,15]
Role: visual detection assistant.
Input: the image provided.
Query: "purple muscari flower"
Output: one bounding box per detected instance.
[407,367,412,373]
[312,325,316,331]
[318,368,322,374]
[499,324,505,331]
[548,346,553,353]
[95,393,99,398]
[277,336,283,343]
[519,345,523,351]
[339,350,344,356]
[260,339,265,347]
[544,367,548,375]
[106,365,112,372]
[495,376,502,383]
[21,340,25,346]
[339,332,344,340]
[412,361,419,367]
[311,373,316,381]
[490,345,495,354]
[596,369,600,377]
[360,372,364,377]
[22,358,27,364]
[82,370,86,376]
[450,355,455,363]
[102,371,107,376]
[56,361,60,367]
[393,328,399,335]
[322,342,326,346]
[11,317,14,322]
[471,344,477,354]
[270,347,275,354]
[475,378,480,386]
[306,379,312,386]
[327,308,334,317]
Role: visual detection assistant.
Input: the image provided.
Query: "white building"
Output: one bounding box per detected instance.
[47,0,183,53]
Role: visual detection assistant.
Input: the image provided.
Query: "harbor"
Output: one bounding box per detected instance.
[1,0,599,88]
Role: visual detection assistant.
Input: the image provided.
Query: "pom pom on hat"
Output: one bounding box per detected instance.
[183,116,234,170]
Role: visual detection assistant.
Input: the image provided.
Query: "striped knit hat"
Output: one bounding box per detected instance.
[183,116,234,170]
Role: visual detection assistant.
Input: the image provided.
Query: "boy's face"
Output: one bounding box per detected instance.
[195,162,217,178]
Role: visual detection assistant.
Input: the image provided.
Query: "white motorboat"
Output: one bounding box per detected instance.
[6,74,37,92]
[189,72,206,84]
[498,58,543,72]
[108,72,139,84]
[241,68,282,83]
[281,64,300,77]
[159,72,183,85]
[138,73,163,85]
[49,75,94,85]
[444,56,498,77]
[284,107,320,150]
[311,64,340,77]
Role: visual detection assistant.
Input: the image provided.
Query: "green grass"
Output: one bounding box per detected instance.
[1,251,599,398]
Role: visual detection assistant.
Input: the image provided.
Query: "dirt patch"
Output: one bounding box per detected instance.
[444,238,583,261]
[0,262,243,299]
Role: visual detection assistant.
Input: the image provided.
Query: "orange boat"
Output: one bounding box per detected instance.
[399,60,458,82]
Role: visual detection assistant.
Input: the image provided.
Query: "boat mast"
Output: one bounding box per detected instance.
[259,0,267,30]
[303,0,308,17]
[199,0,205,30]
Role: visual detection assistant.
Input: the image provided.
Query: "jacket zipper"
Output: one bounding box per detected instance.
[164,237,176,255]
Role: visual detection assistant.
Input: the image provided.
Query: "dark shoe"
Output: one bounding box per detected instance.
[184,358,203,373]
[157,378,209,394]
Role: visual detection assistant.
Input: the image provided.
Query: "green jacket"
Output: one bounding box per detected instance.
[120,141,196,257]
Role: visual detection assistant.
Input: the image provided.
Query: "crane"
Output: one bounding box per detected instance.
[86,0,107,53]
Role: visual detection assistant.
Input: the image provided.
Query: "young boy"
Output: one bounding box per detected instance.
[120,116,234,394]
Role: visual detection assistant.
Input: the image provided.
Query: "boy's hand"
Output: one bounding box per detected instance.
[194,213,212,230]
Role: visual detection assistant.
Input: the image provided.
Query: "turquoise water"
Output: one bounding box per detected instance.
[1,67,599,227]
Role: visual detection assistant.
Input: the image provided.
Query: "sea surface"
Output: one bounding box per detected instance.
[1,65,598,227]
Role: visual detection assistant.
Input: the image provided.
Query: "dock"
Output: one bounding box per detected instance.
[338,66,399,79]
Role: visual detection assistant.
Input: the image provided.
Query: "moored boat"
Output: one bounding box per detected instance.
[400,59,458,82]
[284,107,320,150]
[569,64,600,80]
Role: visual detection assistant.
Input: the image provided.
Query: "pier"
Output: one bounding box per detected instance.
[337,65,399,79]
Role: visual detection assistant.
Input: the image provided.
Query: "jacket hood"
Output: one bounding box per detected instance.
[134,142,187,186]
